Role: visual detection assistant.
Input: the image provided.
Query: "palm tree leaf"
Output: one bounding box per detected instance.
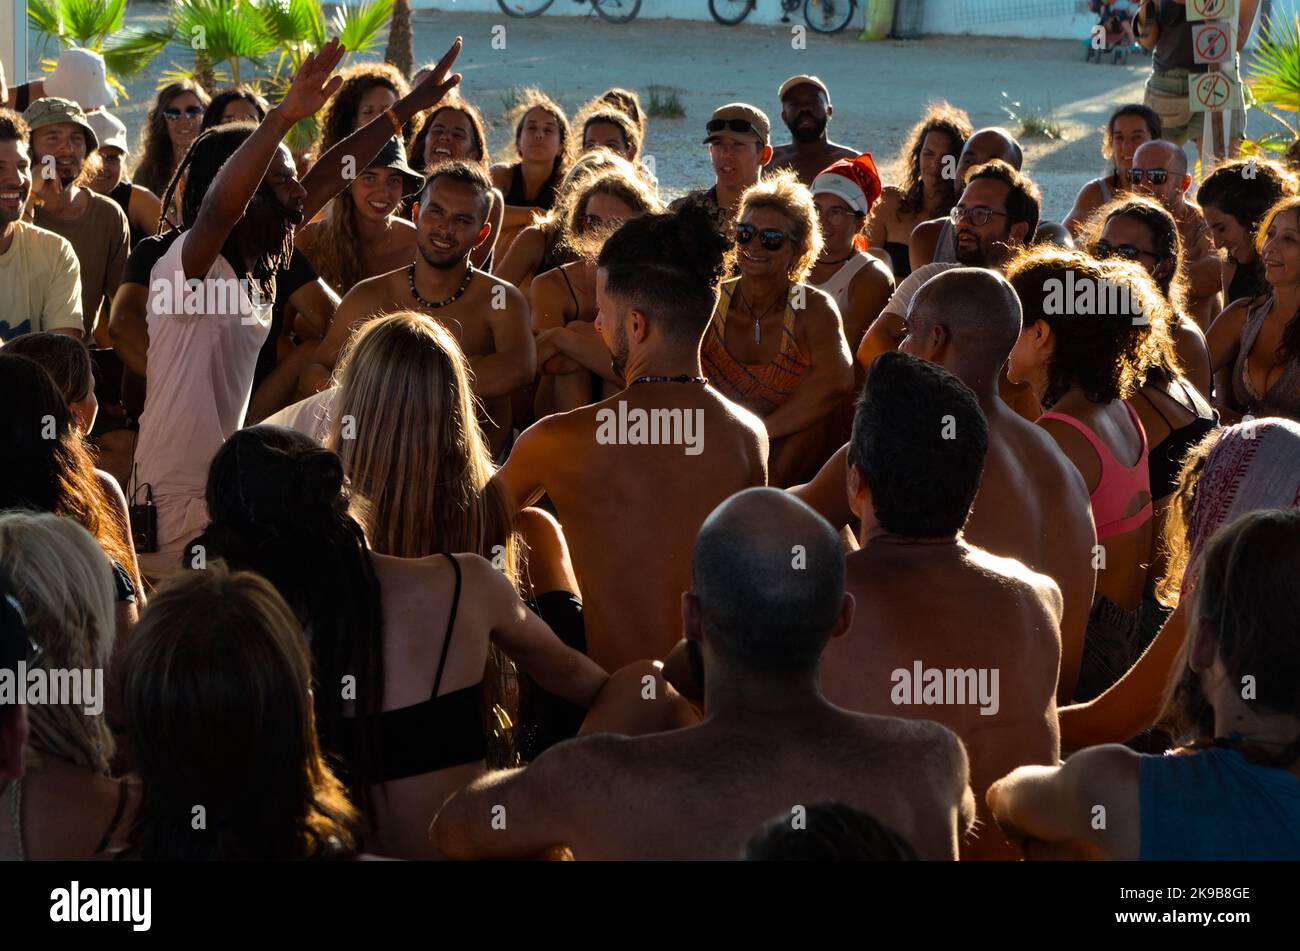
[27,0,62,41]
[171,0,278,67]
[1248,13,1300,114]
[253,0,323,45]
[330,0,395,58]
[156,60,231,91]
[61,0,127,47]
[104,27,175,78]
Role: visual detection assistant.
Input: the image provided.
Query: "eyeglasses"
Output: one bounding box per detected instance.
[1127,168,1170,185]
[949,204,1009,228]
[736,223,788,251]
[163,106,204,122]
[817,205,859,222]
[706,118,758,136]
[1093,239,1159,262]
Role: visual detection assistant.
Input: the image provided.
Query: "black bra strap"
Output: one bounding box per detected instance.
[93,779,130,856]
[431,553,463,700]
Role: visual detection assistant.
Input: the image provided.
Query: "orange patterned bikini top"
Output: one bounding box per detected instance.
[701,279,811,416]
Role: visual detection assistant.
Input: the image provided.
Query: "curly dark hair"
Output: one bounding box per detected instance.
[314,62,410,159]
[1081,193,1188,314]
[1006,246,1176,408]
[895,100,972,219]
[410,97,490,172]
[133,80,211,197]
[1197,157,1300,239]
[0,106,29,144]
[1099,104,1161,174]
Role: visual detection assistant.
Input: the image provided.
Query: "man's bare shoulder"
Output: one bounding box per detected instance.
[844,710,968,776]
[705,387,768,444]
[341,267,406,310]
[766,144,797,167]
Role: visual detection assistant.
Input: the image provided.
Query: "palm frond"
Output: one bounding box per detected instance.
[330,0,395,59]
[1248,13,1300,113]
[104,27,175,78]
[156,60,230,90]
[171,0,278,70]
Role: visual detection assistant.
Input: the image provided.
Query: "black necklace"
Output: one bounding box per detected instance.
[408,263,473,310]
[631,375,709,385]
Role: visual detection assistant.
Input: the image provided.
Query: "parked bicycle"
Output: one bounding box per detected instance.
[708,0,857,34]
[498,0,641,23]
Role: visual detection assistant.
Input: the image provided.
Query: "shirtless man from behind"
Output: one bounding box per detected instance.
[493,199,768,672]
[818,350,1062,861]
[433,487,974,860]
[301,161,534,456]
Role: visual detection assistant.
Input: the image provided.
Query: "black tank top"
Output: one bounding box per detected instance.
[109,180,147,249]
[505,160,561,210]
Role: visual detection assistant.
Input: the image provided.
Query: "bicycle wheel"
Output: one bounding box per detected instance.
[709,0,754,26]
[497,0,557,17]
[803,0,855,34]
[593,0,641,23]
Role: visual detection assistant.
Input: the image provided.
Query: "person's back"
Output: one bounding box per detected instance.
[433,487,973,860]
[816,351,1061,860]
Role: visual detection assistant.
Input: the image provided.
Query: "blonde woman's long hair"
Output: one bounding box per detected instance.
[0,511,116,774]
[326,312,521,586]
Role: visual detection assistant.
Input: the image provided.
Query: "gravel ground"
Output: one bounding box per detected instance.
[35,8,1160,219]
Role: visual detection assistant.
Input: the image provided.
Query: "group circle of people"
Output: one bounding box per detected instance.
[1,26,1299,862]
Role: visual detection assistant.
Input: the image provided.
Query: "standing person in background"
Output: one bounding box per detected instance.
[1134,0,1261,162]
[131,81,209,206]
[765,75,857,186]
[490,90,570,258]
[866,101,971,281]
[86,110,162,250]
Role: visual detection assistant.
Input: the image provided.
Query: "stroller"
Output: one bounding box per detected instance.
[1084,1,1136,64]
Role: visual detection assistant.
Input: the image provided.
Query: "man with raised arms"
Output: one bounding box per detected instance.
[301,161,534,456]
[492,199,768,672]
[817,350,1062,861]
[433,487,973,861]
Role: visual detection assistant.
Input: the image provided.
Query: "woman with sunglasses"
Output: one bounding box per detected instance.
[531,164,661,416]
[1084,195,1218,661]
[701,171,854,487]
[1006,247,1178,702]
[131,81,210,216]
[1197,158,1299,310]
[1206,195,1300,424]
[1062,104,1161,237]
[0,512,138,861]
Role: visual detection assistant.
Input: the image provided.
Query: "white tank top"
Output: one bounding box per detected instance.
[813,252,873,315]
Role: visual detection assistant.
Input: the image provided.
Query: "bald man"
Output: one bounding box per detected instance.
[1128,139,1222,327]
[432,487,975,861]
[909,127,1023,271]
[817,351,1062,861]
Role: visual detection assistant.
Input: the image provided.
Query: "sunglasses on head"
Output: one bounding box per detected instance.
[707,118,758,136]
[1093,238,1156,262]
[1127,168,1170,185]
[735,223,788,251]
[163,106,204,122]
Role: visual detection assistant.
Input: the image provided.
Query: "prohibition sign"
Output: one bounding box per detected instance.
[1192,72,1232,112]
[1194,23,1230,64]
[1188,0,1231,21]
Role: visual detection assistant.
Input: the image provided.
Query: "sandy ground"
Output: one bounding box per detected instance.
[35,8,1163,219]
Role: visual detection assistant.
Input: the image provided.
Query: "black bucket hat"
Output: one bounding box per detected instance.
[367,136,425,197]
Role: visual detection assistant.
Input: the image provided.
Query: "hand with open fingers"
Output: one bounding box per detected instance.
[403,37,465,113]
[275,37,349,125]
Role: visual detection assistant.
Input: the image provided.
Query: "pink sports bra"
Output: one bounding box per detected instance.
[1040,402,1153,541]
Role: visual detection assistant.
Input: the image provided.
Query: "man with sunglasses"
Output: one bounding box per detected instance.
[1128,139,1221,327]
[765,76,857,187]
[678,104,772,222]
[24,97,129,345]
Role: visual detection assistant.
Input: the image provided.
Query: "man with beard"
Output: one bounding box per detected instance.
[493,198,768,673]
[0,107,83,341]
[303,160,534,458]
[24,97,129,344]
[949,160,1039,270]
[765,76,857,186]
[909,127,1023,271]
[133,36,465,578]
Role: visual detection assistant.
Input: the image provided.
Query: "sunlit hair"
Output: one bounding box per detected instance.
[737,169,823,283]
[1254,196,1300,364]
[0,353,135,578]
[315,62,410,159]
[507,88,570,171]
[575,108,641,163]
[1005,246,1177,408]
[0,512,115,774]
[201,86,269,129]
[1081,194,1189,316]
[895,100,971,218]
[133,80,210,197]
[1197,157,1299,241]
[561,164,661,260]
[410,96,491,171]
[327,312,521,585]
[531,147,632,246]
[596,87,645,137]
[1100,104,1161,169]
[1154,427,1218,608]
[122,563,358,860]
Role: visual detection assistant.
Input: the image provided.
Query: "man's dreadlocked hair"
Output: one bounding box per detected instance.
[157,121,296,285]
